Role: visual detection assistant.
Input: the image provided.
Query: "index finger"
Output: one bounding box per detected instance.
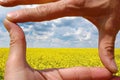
[0,0,58,6]
[58,67,112,80]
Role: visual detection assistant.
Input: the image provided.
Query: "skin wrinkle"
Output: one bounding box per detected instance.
[99,41,114,60]
[35,4,53,20]
[66,0,85,8]
[38,69,63,80]
[72,67,91,80]
[9,34,26,47]
[84,0,109,8]
[83,0,110,16]
[88,68,93,80]
[75,68,82,80]
[34,70,47,80]
[99,34,115,56]
[18,8,35,21]
[55,69,64,80]
[38,71,49,80]
[57,69,64,80]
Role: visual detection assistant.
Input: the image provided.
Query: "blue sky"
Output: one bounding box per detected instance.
[0,6,120,48]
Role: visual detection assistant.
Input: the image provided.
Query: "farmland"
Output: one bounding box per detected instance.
[0,48,120,80]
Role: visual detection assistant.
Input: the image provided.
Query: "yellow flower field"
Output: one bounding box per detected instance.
[0,48,120,80]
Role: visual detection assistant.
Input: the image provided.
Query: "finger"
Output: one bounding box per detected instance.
[0,0,58,7]
[6,1,68,23]
[4,19,27,69]
[98,24,119,73]
[58,67,112,80]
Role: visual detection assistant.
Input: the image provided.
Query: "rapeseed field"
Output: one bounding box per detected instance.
[0,48,120,80]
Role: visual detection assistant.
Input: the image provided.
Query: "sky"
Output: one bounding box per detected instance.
[0,5,120,48]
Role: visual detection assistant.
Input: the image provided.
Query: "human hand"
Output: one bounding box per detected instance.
[4,19,120,80]
[1,0,120,73]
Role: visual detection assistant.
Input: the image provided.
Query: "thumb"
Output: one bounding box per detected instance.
[98,26,118,73]
[6,1,67,23]
[4,19,27,69]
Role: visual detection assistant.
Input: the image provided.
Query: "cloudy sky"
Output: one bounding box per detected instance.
[0,6,120,48]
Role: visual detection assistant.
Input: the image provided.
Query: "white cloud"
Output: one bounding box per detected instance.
[63,27,92,41]
[33,31,54,40]
[21,25,33,34]
[28,17,98,47]
[31,22,56,40]
[82,32,91,40]
[49,38,72,47]
[0,6,119,48]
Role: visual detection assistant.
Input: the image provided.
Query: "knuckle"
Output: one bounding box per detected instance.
[65,0,85,9]
[105,45,114,53]
[104,41,114,52]
[19,8,33,21]
[36,5,50,15]
[22,8,30,16]
[66,0,85,6]
[64,0,85,15]
[9,30,25,46]
[72,67,92,80]
[32,5,51,20]
[101,42,115,59]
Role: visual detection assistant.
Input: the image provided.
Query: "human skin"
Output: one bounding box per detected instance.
[3,19,120,80]
[1,0,120,73]
[0,0,120,79]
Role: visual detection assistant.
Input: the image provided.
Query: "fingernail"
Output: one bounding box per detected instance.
[7,12,17,20]
[4,19,11,32]
[0,0,4,2]
[0,0,7,2]
[110,60,118,73]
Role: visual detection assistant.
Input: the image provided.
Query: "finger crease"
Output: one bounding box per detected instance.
[88,68,93,80]
[57,69,64,80]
